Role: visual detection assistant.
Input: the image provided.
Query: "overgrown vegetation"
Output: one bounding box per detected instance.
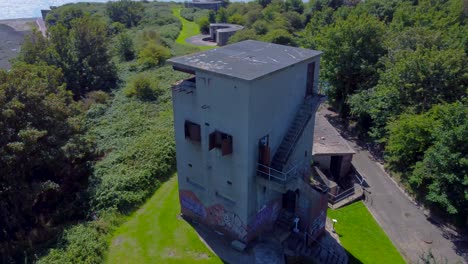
[2,0,466,262]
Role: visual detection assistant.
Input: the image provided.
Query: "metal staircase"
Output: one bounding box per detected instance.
[271,95,325,172]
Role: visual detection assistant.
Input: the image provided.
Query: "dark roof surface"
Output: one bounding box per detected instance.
[168,40,322,81]
[313,113,356,155]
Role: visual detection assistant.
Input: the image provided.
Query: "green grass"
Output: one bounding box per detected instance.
[327,202,405,264]
[106,176,222,264]
[172,8,215,51]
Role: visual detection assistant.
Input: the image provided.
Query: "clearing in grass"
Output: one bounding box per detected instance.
[106,176,222,264]
[327,201,405,264]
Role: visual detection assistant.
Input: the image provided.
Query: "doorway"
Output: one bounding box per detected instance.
[282,190,296,213]
[330,155,343,179]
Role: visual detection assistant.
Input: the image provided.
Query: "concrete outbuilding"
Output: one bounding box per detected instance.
[168,40,328,245]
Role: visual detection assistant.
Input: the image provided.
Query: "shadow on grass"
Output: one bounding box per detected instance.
[182,215,253,264]
[346,248,364,264]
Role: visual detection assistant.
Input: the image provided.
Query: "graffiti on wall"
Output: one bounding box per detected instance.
[248,199,280,236]
[180,190,206,218]
[309,211,326,239]
[179,190,281,242]
[206,204,248,241]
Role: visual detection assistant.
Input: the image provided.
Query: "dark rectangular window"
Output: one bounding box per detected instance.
[184,120,201,142]
[209,130,233,156]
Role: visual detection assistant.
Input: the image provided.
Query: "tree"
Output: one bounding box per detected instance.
[208,10,216,23]
[0,64,93,260]
[50,16,117,98]
[285,0,305,13]
[311,11,386,115]
[351,46,467,141]
[386,101,468,222]
[228,13,246,25]
[106,0,144,28]
[252,20,269,35]
[258,0,272,8]
[262,29,297,46]
[228,29,259,44]
[197,17,210,34]
[116,32,135,61]
[216,7,228,23]
[137,43,171,69]
[45,5,84,28]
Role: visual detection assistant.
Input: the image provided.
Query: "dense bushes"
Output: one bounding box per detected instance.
[123,73,163,100]
[137,42,171,69]
[107,0,144,27]
[37,210,122,264]
[180,7,209,22]
[0,64,93,261]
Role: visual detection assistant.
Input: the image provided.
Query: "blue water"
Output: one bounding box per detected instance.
[0,0,116,20]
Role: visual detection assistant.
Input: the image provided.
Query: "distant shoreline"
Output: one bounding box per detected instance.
[0,18,35,69]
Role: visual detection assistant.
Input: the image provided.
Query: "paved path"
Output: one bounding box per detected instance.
[350,140,466,264]
[35,18,46,37]
[319,109,466,264]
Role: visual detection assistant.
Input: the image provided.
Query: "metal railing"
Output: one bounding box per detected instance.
[281,112,311,164]
[328,186,355,204]
[257,161,303,183]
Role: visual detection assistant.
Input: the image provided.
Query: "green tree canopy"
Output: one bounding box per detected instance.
[0,64,93,258]
[309,11,386,115]
[106,0,144,28]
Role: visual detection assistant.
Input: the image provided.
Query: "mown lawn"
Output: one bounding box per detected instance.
[106,176,222,264]
[327,202,405,264]
[172,7,214,51]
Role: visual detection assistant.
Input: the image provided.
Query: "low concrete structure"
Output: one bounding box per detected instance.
[209,23,244,46]
[313,114,355,181]
[184,0,222,11]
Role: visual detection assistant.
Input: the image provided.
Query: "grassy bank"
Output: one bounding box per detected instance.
[106,176,222,264]
[327,202,405,264]
[172,8,214,51]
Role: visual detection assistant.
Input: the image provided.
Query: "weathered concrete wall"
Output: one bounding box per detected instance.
[180,189,280,242]
[172,73,251,228]
[313,153,353,179]
[340,154,353,178]
[209,24,244,46]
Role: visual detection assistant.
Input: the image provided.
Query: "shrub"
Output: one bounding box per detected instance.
[252,20,269,35]
[228,29,259,44]
[123,73,163,101]
[116,33,135,61]
[228,13,246,25]
[197,17,210,34]
[262,29,297,46]
[106,0,144,28]
[137,43,171,69]
[108,21,125,35]
[38,210,122,264]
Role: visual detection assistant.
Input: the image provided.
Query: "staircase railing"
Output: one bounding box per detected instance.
[281,111,312,165]
[257,162,301,182]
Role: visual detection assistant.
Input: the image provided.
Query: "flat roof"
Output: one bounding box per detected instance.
[168,40,322,81]
[313,113,355,155]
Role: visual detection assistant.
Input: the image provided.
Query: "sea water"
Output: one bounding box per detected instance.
[0,0,114,20]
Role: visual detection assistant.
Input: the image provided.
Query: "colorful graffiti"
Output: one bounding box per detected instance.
[248,200,281,236]
[206,204,248,240]
[309,211,326,239]
[179,190,281,242]
[180,190,206,218]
